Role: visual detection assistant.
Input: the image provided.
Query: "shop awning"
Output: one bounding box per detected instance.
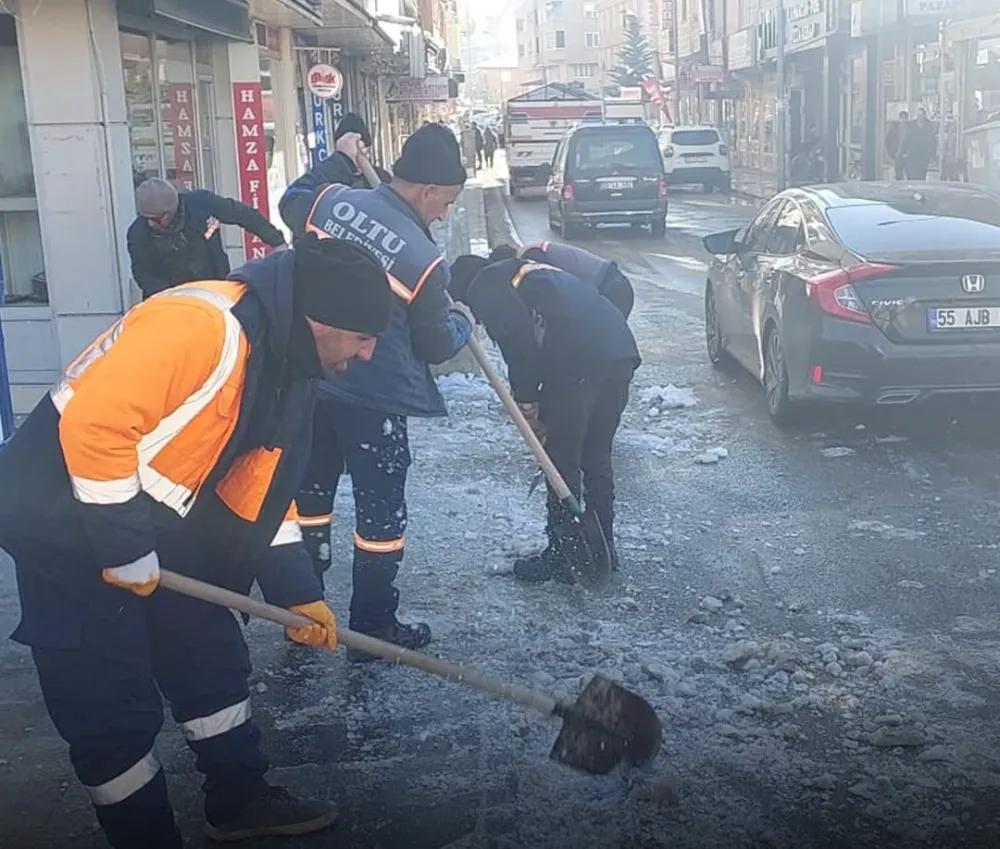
[251,0,323,28]
[301,0,396,56]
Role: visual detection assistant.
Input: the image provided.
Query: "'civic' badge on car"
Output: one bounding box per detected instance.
[962,274,986,293]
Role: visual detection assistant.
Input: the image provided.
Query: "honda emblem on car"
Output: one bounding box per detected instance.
[962,274,986,293]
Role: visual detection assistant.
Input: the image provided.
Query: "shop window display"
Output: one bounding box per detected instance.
[120,32,215,192]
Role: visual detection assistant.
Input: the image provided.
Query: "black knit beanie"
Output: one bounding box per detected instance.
[448,254,491,304]
[334,112,372,148]
[393,123,467,187]
[292,232,392,335]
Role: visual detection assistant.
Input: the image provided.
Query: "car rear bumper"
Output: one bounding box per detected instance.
[509,165,549,185]
[565,200,668,226]
[664,166,730,184]
[788,318,1000,406]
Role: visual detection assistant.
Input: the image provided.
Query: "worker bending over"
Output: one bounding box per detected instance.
[0,235,392,847]
[488,241,634,318]
[449,255,640,582]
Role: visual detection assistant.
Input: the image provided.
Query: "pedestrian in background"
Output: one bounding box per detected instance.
[127,178,285,299]
[474,124,484,169]
[885,111,908,180]
[900,107,937,180]
[483,126,497,168]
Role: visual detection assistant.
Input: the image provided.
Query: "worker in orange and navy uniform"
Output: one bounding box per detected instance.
[488,241,635,318]
[279,124,474,657]
[0,234,392,849]
[449,254,640,583]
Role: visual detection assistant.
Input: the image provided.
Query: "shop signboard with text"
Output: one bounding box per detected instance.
[384,76,450,103]
[166,83,199,191]
[232,82,274,261]
[784,0,828,53]
[905,0,995,17]
[310,95,328,167]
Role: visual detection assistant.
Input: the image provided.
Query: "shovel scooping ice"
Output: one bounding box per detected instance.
[159,570,662,776]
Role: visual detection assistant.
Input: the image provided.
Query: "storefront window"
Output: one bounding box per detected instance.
[0,15,45,303]
[156,38,200,191]
[121,32,161,187]
[120,32,216,193]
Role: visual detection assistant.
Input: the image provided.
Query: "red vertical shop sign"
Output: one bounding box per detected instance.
[232,82,273,260]
[166,83,199,191]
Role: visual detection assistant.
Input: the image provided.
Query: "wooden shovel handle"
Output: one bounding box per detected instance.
[357,152,382,187]
[359,149,575,509]
[158,569,558,717]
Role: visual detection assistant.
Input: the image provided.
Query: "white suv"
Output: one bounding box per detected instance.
[657,126,731,193]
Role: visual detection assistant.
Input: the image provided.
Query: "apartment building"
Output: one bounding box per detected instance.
[515,0,604,94]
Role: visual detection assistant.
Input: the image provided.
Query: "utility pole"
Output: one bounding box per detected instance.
[775,1,787,191]
[671,0,680,125]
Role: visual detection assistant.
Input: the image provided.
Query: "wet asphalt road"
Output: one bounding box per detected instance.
[5,175,1000,848]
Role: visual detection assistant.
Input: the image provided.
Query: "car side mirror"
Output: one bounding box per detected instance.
[702,228,743,255]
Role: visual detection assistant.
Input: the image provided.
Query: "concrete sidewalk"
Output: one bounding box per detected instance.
[729,166,778,201]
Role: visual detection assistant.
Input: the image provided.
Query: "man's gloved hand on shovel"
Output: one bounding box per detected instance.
[286,601,338,650]
[102,551,161,597]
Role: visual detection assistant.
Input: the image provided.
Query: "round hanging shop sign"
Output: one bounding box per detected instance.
[307,64,343,100]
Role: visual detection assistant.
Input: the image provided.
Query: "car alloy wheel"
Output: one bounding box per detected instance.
[763,327,794,425]
[705,285,725,365]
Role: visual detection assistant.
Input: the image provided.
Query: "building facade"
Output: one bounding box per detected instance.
[0,0,456,418]
[515,0,605,93]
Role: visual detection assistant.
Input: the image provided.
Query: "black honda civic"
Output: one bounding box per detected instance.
[702,182,1000,424]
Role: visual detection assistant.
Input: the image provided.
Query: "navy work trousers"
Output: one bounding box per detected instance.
[297,396,411,630]
[8,550,269,849]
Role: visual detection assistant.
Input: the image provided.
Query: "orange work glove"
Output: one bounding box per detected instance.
[102,551,160,597]
[286,601,337,650]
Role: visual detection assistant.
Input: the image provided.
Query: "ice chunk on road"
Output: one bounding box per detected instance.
[639,384,699,409]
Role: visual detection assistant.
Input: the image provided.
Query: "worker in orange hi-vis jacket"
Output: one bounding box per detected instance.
[0,233,392,848]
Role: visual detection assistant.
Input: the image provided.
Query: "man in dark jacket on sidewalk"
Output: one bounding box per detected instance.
[0,235,392,848]
[449,255,640,582]
[334,112,392,187]
[280,124,474,655]
[488,241,635,318]
[127,178,286,299]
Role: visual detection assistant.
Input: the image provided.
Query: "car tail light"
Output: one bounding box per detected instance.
[663,144,675,158]
[805,262,900,324]
[657,176,668,199]
[719,144,729,155]
[810,364,823,384]
[562,182,574,201]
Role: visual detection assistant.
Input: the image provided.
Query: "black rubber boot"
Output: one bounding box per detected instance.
[348,587,432,662]
[204,786,338,842]
[513,547,574,584]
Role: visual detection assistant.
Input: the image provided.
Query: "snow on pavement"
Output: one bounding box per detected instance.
[247,364,1000,848]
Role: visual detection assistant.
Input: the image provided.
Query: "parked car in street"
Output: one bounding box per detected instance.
[547,122,668,239]
[702,182,1000,424]
[657,125,731,193]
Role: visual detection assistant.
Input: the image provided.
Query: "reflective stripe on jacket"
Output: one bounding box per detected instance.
[51,279,303,553]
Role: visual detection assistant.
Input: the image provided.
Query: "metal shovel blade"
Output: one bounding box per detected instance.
[549,674,663,776]
[562,509,612,590]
